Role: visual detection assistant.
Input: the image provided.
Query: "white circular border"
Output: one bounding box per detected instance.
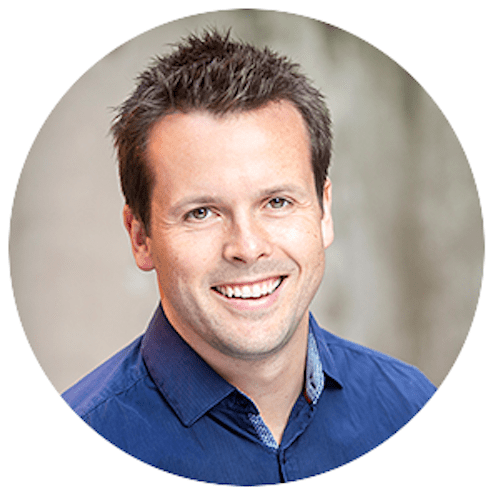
[0,0,493,496]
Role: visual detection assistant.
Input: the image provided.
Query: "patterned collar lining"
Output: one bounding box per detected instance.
[304,328,325,404]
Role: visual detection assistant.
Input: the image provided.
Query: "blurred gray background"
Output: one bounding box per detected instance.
[10,10,483,393]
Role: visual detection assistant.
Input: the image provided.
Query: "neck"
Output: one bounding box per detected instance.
[217,333,308,444]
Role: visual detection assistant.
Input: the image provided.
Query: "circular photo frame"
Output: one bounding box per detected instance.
[2,1,493,496]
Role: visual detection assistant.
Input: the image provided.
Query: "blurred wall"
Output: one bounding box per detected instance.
[9,10,483,392]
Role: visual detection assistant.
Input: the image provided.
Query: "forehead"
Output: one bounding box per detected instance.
[146,101,313,202]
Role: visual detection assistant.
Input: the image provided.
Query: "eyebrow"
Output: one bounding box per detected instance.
[169,183,309,215]
[169,195,224,217]
[257,184,309,199]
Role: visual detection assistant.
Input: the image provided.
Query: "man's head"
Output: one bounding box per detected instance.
[112,29,332,234]
[116,29,334,363]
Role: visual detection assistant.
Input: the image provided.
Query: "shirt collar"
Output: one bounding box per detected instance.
[141,305,342,427]
[309,313,344,389]
[141,305,235,427]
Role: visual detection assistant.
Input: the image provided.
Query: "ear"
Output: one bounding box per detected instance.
[320,178,334,249]
[123,205,155,271]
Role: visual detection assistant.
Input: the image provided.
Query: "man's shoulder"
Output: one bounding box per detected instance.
[61,335,148,419]
[313,320,436,403]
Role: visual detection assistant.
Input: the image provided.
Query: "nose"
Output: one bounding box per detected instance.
[222,214,273,265]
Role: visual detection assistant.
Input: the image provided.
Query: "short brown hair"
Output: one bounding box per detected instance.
[112,29,332,233]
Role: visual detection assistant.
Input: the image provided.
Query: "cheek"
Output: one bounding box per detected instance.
[272,216,324,251]
[273,218,326,283]
[152,232,219,285]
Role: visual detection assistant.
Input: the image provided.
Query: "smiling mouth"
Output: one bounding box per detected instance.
[212,276,286,299]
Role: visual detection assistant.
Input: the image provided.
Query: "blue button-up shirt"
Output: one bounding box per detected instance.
[63,305,435,485]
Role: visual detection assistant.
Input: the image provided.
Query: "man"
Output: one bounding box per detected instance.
[63,30,435,485]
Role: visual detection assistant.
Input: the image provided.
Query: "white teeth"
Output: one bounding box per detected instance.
[215,277,283,299]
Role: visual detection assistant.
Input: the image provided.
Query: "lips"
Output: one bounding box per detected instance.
[212,276,285,299]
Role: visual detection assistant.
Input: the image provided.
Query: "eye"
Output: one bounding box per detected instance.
[267,197,290,209]
[186,207,213,221]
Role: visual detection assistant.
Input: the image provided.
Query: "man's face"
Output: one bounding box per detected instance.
[130,101,333,361]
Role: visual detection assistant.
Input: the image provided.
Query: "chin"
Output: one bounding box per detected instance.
[206,318,300,361]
